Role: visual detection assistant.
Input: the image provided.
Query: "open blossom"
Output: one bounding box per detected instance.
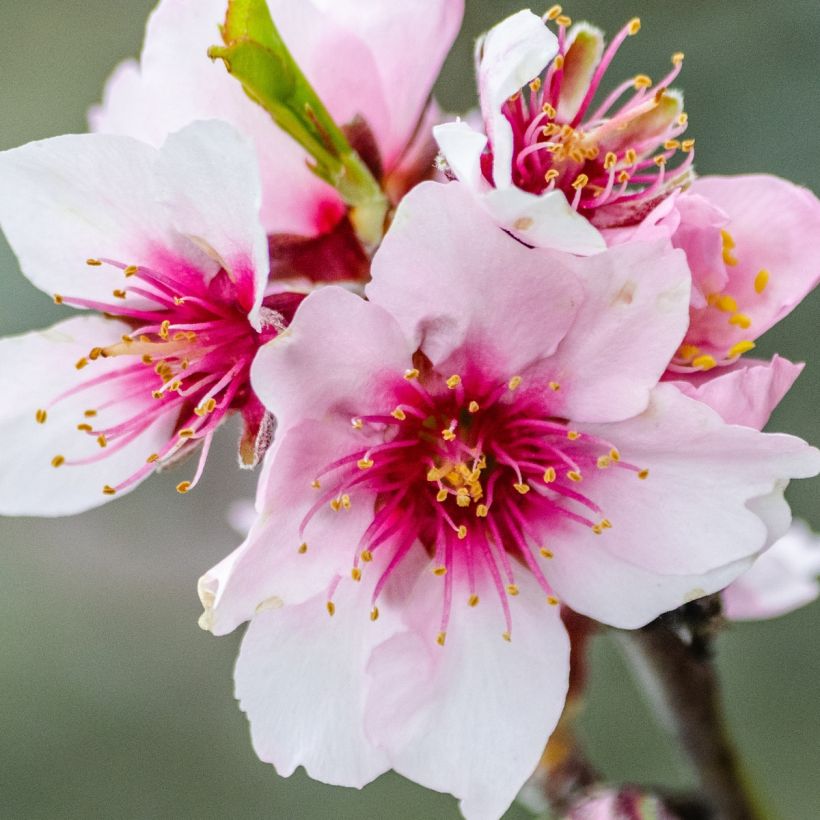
[435,9,693,254]
[197,182,819,819]
[92,0,464,278]
[723,520,820,621]
[0,120,296,516]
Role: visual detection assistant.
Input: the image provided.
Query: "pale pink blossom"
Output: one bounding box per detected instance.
[91,0,464,248]
[723,520,820,621]
[435,10,692,254]
[0,120,297,516]
[198,182,819,819]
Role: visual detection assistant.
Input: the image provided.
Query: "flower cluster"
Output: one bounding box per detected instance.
[1,2,818,818]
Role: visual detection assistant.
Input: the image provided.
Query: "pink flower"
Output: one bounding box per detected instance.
[198,182,819,818]
[435,10,692,254]
[0,120,296,516]
[723,520,820,621]
[91,0,464,263]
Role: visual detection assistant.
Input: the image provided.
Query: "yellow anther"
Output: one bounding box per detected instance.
[77,423,92,432]
[549,381,561,392]
[84,409,97,418]
[609,449,620,462]
[112,289,127,299]
[436,631,447,646]
[729,314,752,329]
[540,548,554,559]
[676,343,700,361]
[159,320,171,339]
[529,77,542,93]
[96,434,107,448]
[151,391,164,400]
[681,138,696,152]
[53,294,63,304]
[391,407,407,421]
[502,631,512,642]
[178,428,195,438]
[51,454,65,468]
[457,525,467,540]
[692,354,717,371]
[678,113,689,127]
[638,468,650,480]
[102,485,117,495]
[476,504,489,518]
[298,542,308,554]
[547,595,560,606]
[330,499,342,511]
[542,102,557,119]
[672,51,685,65]
[592,523,603,535]
[567,470,583,483]
[436,488,448,502]
[625,148,638,165]
[310,479,321,489]
[543,467,557,483]
[341,494,351,510]
[446,374,461,389]
[404,368,419,380]
[326,601,336,617]
[86,258,102,266]
[664,139,681,150]
[713,294,737,313]
[357,457,374,470]
[176,481,192,494]
[618,171,631,184]
[370,607,379,622]
[728,340,756,358]
[351,417,363,429]
[456,492,471,508]
[468,400,480,414]
[627,17,641,35]
[601,519,613,529]
[35,409,47,424]
[597,455,611,469]
[351,567,362,581]
[75,357,89,370]
[654,155,667,167]
[146,453,160,464]
[442,429,456,441]
[507,584,520,596]
[556,14,572,27]
[553,54,565,70]
[544,169,560,184]
[571,174,589,191]
[513,482,530,494]
[124,265,139,276]
[754,269,770,294]
[433,566,447,576]
[508,375,522,390]
[141,354,153,365]
[468,594,480,607]
[567,430,581,441]
[604,152,618,171]
[88,347,103,361]
[633,74,652,89]
[360,549,373,562]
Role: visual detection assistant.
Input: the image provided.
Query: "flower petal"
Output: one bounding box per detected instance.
[556,24,604,122]
[365,570,569,820]
[366,181,583,375]
[666,355,804,430]
[433,120,489,192]
[0,317,174,516]
[251,287,411,432]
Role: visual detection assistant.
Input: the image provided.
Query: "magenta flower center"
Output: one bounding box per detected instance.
[487,13,694,225]
[306,367,648,642]
[42,256,298,496]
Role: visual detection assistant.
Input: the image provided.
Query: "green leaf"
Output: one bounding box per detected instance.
[209,0,388,246]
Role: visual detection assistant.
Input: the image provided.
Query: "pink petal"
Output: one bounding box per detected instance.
[365,570,569,820]
[576,384,820,578]
[666,355,804,430]
[543,240,691,423]
[723,520,820,621]
[233,579,396,787]
[0,317,175,516]
[251,287,411,433]
[366,181,583,375]
[198,420,376,636]
[477,10,558,188]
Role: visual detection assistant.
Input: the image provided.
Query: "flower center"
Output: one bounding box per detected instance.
[40,257,293,496]
[304,366,649,643]
[488,8,694,225]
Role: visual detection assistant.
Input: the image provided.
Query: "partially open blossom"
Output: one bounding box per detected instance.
[91,0,464,277]
[0,120,297,516]
[198,183,819,819]
[435,9,692,254]
[723,520,820,621]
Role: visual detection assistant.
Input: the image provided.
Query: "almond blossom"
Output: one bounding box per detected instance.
[435,8,693,254]
[197,182,819,819]
[92,0,464,275]
[0,120,297,516]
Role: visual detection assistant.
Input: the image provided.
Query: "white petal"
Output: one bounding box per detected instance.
[433,120,489,192]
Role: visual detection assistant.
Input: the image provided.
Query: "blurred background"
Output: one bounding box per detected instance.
[0,1,818,817]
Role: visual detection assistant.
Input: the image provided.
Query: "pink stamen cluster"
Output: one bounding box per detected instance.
[488,8,694,225]
[303,366,647,643]
[44,257,301,496]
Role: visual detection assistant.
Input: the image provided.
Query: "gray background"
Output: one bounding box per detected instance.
[0,1,817,817]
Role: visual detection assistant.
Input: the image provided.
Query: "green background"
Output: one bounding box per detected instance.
[0,1,817,817]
